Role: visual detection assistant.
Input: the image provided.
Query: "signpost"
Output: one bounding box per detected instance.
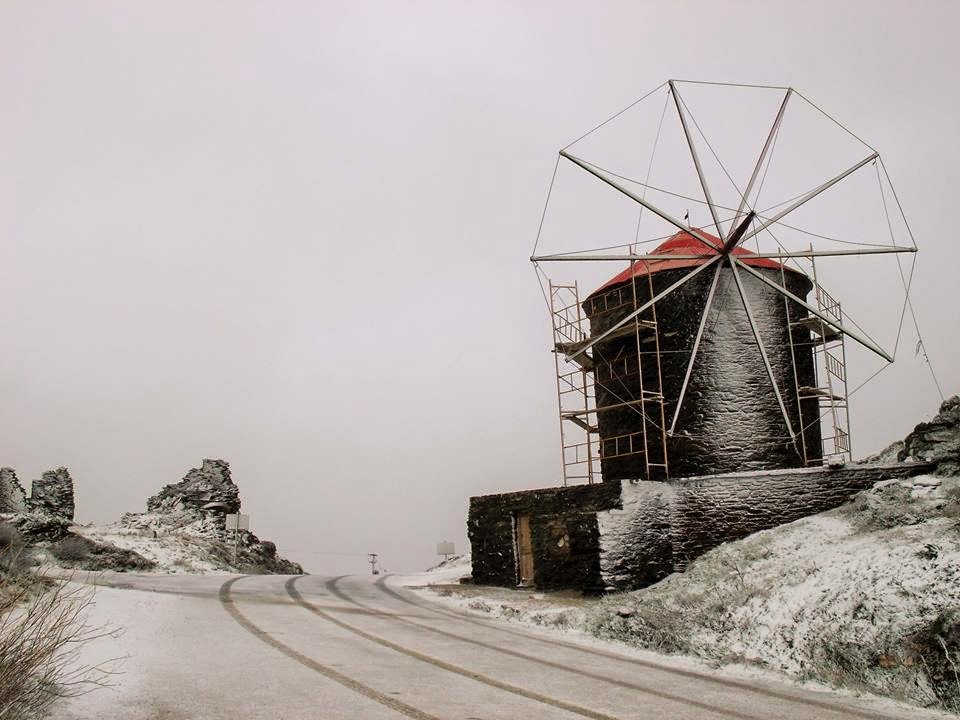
[436,541,455,561]
[225,513,250,566]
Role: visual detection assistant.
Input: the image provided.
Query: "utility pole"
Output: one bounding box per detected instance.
[368,553,379,575]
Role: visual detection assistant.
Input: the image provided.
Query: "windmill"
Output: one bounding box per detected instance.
[531,80,926,485]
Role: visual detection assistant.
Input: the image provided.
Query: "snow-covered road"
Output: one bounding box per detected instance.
[48,573,952,720]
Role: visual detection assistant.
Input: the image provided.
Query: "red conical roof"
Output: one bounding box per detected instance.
[591,229,804,296]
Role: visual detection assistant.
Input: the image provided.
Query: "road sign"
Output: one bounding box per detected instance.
[225,513,250,532]
[225,514,250,566]
[436,541,455,557]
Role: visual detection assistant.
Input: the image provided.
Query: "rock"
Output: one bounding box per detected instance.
[28,468,75,520]
[0,468,27,513]
[616,606,635,618]
[899,396,960,475]
[147,459,240,515]
[5,511,71,541]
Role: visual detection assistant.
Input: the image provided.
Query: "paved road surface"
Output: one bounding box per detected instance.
[48,573,952,720]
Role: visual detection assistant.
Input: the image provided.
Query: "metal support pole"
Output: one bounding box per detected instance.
[740,152,880,244]
[559,150,718,252]
[669,80,724,238]
[669,262,722,434]
[531,246,916,263]
[728,88,792,238]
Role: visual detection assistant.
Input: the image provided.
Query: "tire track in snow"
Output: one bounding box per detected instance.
[372,575,908,720]
[325,575,763,720]
[218,576,441,720]
[285,576,625,720]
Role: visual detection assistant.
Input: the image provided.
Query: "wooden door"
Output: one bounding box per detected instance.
[516,514,535,587]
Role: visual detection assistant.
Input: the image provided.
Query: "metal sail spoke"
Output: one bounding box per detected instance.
[727,89,792,240]
[728,260,800,452]
[669,81,725,239]
[740,151,880,244]
[669,262,722,434]
[559,150,718,253]
[731,256,893,362]
[564,254,722,362]
[531,245,916,263]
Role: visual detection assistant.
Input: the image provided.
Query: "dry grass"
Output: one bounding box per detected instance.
[0,524,122,719]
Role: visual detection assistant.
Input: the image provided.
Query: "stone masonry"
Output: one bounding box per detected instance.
[27,467,75,520]
[469,461,934,592]
[0,467,27,513]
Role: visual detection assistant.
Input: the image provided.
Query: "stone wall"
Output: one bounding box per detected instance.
[28,467,75,520]
[0,467,27,513]
[468,483,620,593]
[470,461,934,593]
[667,462,933,570]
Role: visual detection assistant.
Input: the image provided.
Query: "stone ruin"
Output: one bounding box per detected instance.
[0,466,75,519]
[29,468,76,519]
[0,467,75,540]
[1,458,302,574]
[0,468,27,514]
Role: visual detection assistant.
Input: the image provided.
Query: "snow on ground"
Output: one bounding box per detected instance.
[57,523,228,573]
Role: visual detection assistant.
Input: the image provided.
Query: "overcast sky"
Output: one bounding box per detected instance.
[2,1,958,574]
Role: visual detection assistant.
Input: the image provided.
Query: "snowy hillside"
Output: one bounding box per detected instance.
[586,472,960,711]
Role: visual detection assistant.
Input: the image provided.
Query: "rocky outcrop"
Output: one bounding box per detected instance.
[899,395,960,475]
[122,459,240,539]
[5,512,71,542]
[146,459,240,515]
[0,468,27,513]
[119,458,303,574]
[28,467,75,520]
[2,458,302,575]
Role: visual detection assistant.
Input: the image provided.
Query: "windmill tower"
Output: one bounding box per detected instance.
[533,80,918,485]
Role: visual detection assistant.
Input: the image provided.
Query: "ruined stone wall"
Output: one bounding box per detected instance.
[28,467,75,520]
[0,467,27,513]
[468,483,620,592]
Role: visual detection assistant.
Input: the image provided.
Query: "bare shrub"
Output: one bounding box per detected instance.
[51,534,155,572]
[0,524,16,551]
[51,535,92,562]
[0,523,31,577]
[943,481,960,522]
[0,553,121,720]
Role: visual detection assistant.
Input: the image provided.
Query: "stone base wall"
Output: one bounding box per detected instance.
[469,462,934,593]
[468,483,620,593]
